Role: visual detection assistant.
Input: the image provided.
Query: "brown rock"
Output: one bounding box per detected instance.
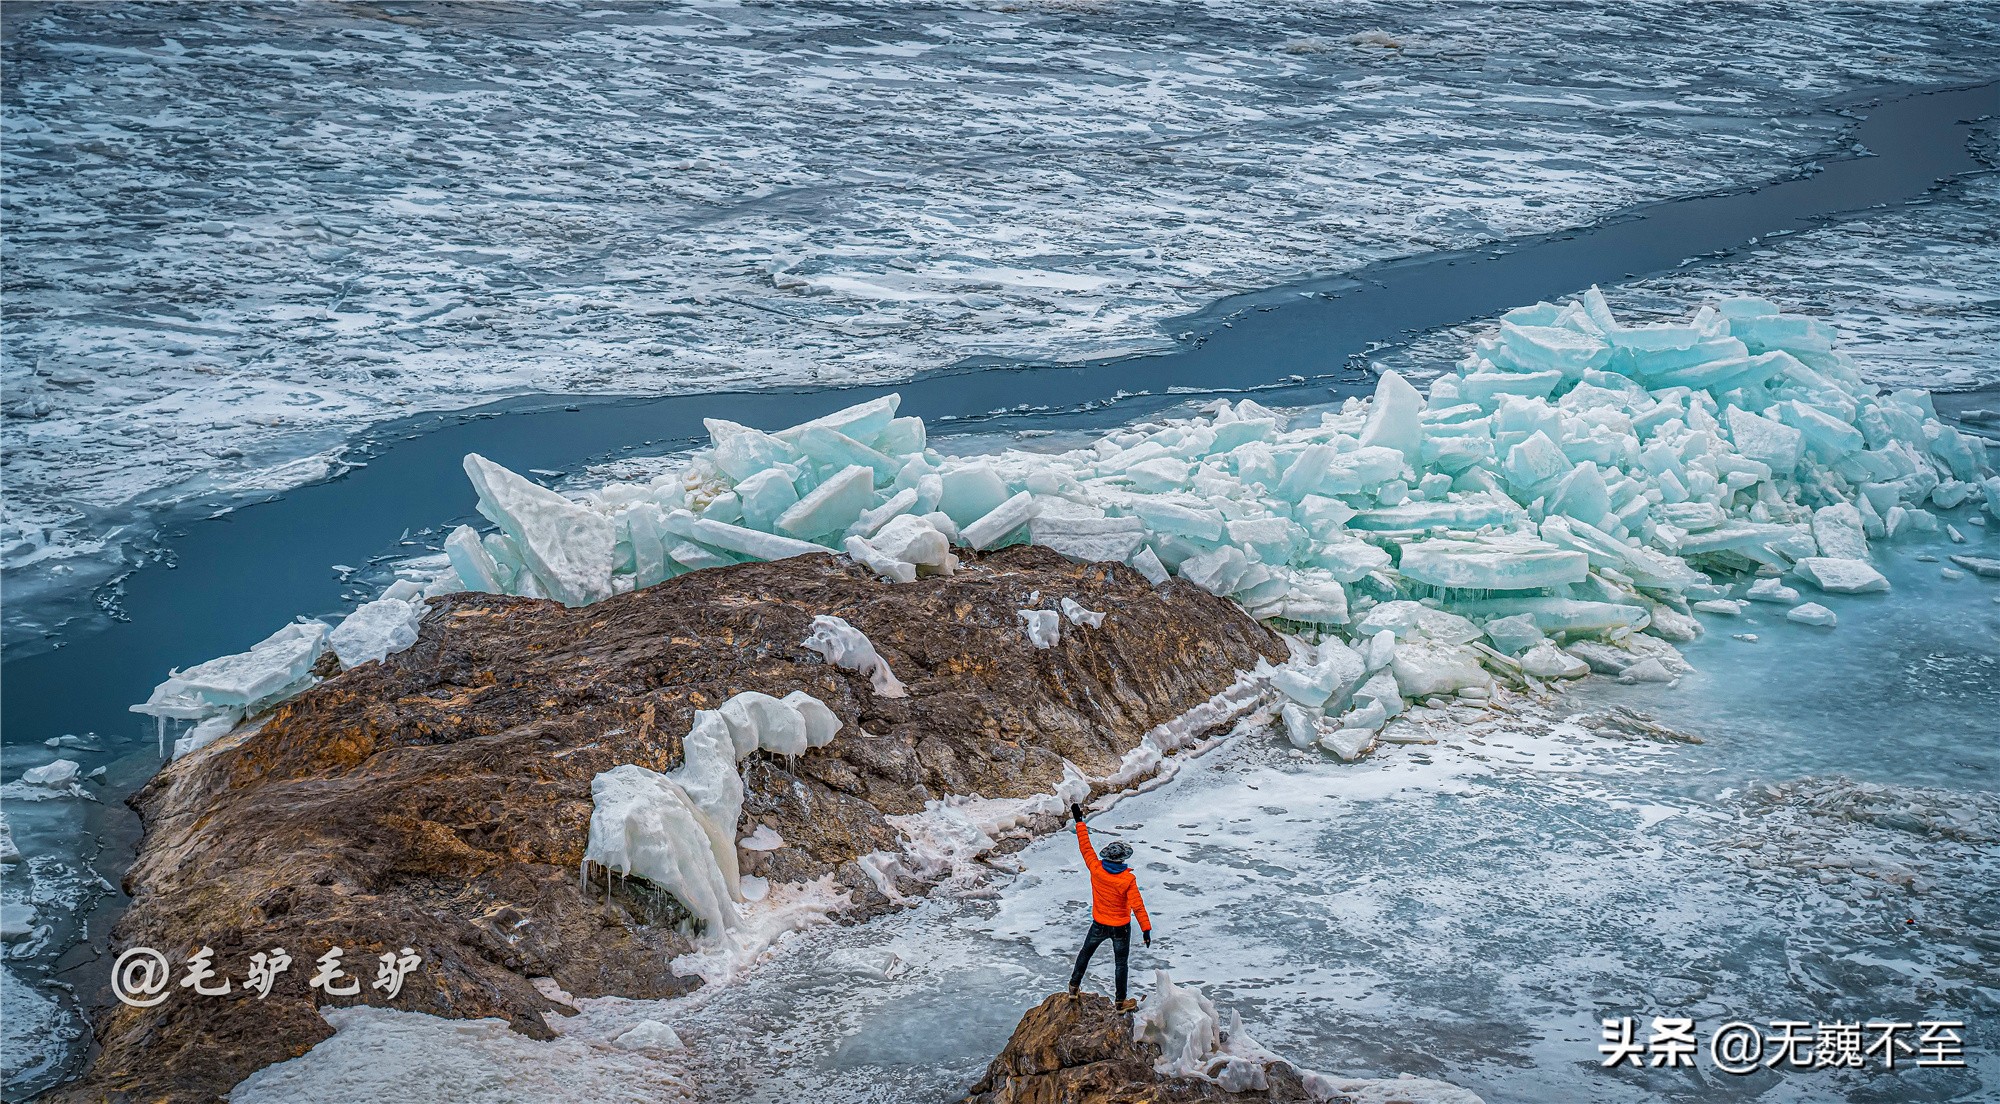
[963,991,1309,1103]
[58,546,1281,1102]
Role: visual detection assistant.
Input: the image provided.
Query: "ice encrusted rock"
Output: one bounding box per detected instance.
[585,688,844,935]
[801,615,907,697]
[1131,970,1222,1077]
[613,1021,683,1052]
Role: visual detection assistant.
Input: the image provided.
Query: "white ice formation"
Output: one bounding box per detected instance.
[137,291,1997,767]
[584,689,841,937]
[800,615,907,698]
[1134,970,1486,1102]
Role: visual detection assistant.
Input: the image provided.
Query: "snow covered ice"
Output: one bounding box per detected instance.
[9,1,2000,631]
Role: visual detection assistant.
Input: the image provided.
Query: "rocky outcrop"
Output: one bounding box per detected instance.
[61,546,1281,1102]
[963,991,1310,1103]
[965,991,1488,1104]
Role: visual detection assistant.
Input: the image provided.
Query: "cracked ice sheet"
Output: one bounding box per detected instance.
[8,2,2000,586]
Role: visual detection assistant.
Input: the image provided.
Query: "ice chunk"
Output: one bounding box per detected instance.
[1129,546,1170,586]
[844,535,917,584]
[1458,598,1650,635]
[851,487,919,539]
[1617,657,1675,684]
[1178,545,1249,596]
[172,714,238,760]
[1745,577,1800,604]
[1060,598,1105,628]
[1318,722,1375,762]
[21,759,81,789]
[1518,641,1588,680]
[1948,553,2000,579]
[706,419,799,481]
[718,692,810,758]
[1692,599,1743,616]
[613,1021,683,1052]
[1132,971,1222,1077]
[133,620,330,723]
[328,596,425,669]
[1787,603,1837,628]
[444,524,505,593]
[1496,321,1611,377]
[585,763,741,935]
[780,691,842,748]
[1723,407,1803,474]
[960,491,1040,551]
[1358,370,1425,460]
[1810,504,1869,561]
[1792,557,1890,594]
[1018,609,1060,649]
[1310,540,1391,583]
[1030,515,1147,563]
[683,516,830,562]
[1501,431,1568,493]
[801,615,907,697]
[735,468,802,532]
[1280,703,1322,751]
[464,454,615,607]
[1396,539,1587,592]
[1481,614,1545,655]
[772,394,901,451]
[793,426,899,484]
[1390,642,1492,699]
[937,463,1011,529]
[776,465,876,539]
[872,514,953,572]
[1267,639,1365,709]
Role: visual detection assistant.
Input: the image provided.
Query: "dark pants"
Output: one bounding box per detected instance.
[1069,920,1131,1001]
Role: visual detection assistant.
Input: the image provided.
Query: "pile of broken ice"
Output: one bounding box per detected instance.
[138,290,1998,767]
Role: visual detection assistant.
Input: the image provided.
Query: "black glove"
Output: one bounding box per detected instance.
[1143,930,1152,947]
[1070,801,1084,822]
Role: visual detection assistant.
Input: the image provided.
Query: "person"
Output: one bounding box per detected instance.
[1066,801,1151,1011]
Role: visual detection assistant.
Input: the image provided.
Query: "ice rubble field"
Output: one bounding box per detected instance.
[8,2,2000,599]
[134,290,2000,769]
[1371,168,2000,399]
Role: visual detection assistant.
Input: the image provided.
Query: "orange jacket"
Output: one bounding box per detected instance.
[1077,822,1150,931]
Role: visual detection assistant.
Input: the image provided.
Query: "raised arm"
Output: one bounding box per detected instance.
[1074,811,1105,876]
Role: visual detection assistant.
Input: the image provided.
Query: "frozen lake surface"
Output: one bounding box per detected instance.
[7,0,2000,611]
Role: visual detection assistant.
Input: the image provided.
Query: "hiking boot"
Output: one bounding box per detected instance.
[1067,984,1080,996]
[1117,998,1138,1013]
